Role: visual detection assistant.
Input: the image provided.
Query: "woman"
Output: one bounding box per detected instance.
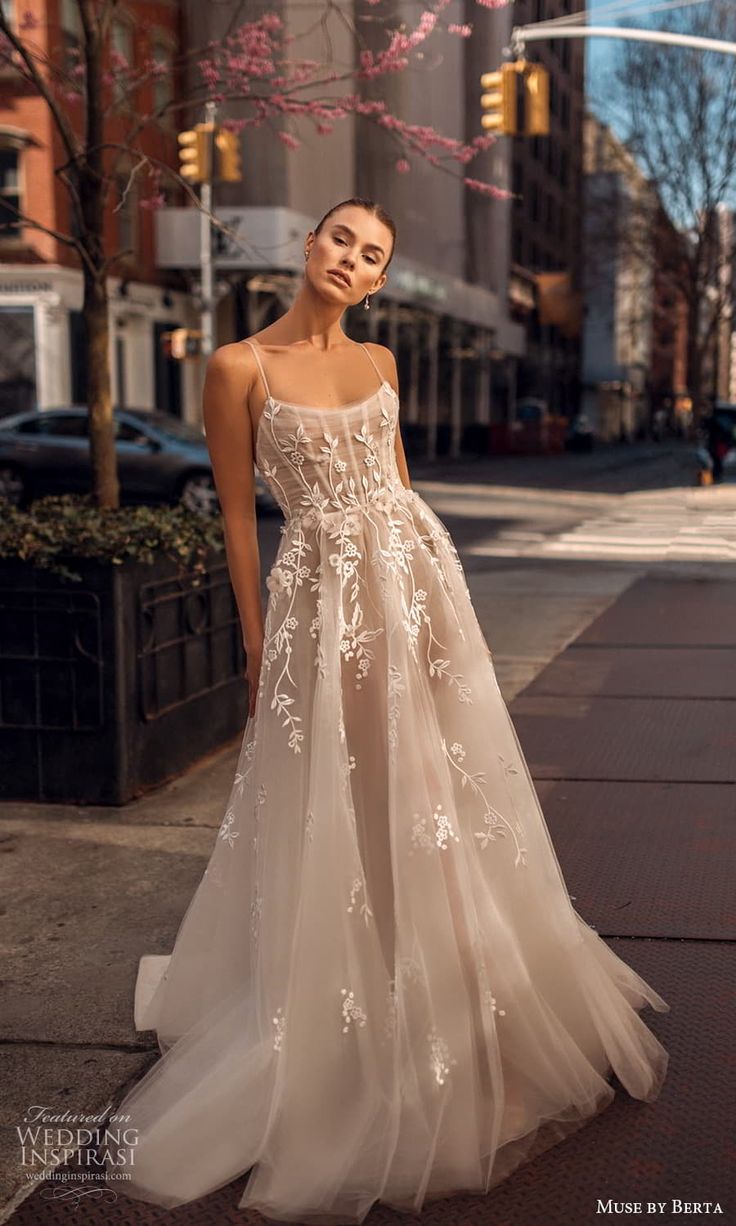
[105,197,669,1222]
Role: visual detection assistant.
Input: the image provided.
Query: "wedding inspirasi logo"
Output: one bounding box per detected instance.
[16,1103,139,1206]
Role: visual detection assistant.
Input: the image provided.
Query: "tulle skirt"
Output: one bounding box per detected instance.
[104,490,669,1223]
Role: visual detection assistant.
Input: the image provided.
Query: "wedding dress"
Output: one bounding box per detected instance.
[104,340,669,1223]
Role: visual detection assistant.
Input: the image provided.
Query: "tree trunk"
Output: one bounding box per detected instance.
[78,3,119,510]
[84,268,119,508]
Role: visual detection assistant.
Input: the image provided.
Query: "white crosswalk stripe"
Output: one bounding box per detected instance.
[540,497,736,561]
[463,486,736,562]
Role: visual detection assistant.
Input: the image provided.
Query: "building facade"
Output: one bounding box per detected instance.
[156,0,525,456]
[507,0,586,419]
[580,113,658,441]
[0,0,198,418]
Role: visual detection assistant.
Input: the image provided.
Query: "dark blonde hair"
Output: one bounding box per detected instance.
[314,197,397,272]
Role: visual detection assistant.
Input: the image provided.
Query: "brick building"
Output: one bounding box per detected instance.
[0,0,197,417]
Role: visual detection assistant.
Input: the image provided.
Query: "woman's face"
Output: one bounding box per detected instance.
[305,207,392,306]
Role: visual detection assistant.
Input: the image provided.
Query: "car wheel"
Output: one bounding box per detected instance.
[178,472,219,516]
[0,465,27,507]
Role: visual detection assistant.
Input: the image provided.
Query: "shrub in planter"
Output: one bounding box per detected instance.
[0,496,247,805]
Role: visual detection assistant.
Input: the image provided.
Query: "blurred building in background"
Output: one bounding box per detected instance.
[650,202,691,435]
[0,0,195,418]
[580,112,657,442]
[507,0,586,421]
[155,0,526,457]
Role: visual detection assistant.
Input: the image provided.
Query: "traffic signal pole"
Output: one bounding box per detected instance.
[481,24,736,135]
[177,108,242,363]
[199,100,216,360]
[510,24,736,59]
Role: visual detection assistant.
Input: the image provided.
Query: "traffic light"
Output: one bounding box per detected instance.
[161,328,203,360]
[215,127,242,182]
[480,61,550,138]
[177,123,213,183]
[524,64,550,136]
[480,63,519,135]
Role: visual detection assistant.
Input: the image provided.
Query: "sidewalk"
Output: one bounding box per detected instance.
[1,500,734,1224]
[408,435,698,492]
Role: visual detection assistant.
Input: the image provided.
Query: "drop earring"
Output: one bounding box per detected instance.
[364,294,371,311]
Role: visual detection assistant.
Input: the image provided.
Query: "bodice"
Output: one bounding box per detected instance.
[255,383,413,530]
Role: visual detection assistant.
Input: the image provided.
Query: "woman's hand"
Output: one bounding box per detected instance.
[245,637,263,720]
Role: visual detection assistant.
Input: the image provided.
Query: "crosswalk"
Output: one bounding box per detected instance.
[462,486,736,563]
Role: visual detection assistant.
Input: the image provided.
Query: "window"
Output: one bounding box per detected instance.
[0,144,21,237]
[1,0,14,27]
[115,418,150,444]
[19,413,89,437]
[111,19,134,106]
[151,39,173,116]
[60,0,82,65]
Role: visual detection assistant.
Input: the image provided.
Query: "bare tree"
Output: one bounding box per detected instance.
[0,0,508,508]
[586,0,736,427]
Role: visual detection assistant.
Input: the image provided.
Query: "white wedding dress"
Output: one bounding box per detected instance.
[104,340,669,1223]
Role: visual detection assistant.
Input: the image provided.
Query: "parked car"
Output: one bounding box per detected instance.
[0,406,278,514]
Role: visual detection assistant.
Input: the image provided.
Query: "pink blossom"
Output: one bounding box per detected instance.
[447,24,472,37]
[463,177,514,199]
[395,158,411,173]
[277,131,300,150]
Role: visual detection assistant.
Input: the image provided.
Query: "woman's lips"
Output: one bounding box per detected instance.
[327,270,350,287]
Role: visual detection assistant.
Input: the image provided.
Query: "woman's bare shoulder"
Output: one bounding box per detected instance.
[363,341,399,394]
[206,339,256,376]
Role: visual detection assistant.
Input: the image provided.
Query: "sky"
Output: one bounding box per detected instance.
[581,0,736,210]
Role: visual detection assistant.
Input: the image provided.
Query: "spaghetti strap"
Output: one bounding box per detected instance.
[361,343,385,389]
[243,339,271,401]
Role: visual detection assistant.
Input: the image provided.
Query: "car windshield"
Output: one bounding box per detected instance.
[125,411,205,444]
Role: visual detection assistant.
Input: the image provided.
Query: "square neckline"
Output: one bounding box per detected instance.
[265,382,395,414]
[244,339,397,453]
[254,382,397,458]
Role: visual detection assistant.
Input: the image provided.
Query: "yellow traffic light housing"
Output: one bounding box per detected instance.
[177,123,213,183]
[215,128,242,183]
[524,64,550,136]
[480,63,518,135]
[480,61,550,138]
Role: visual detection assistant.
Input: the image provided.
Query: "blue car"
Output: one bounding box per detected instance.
[0,405,277,515]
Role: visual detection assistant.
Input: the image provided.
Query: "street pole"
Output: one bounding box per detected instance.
[200,99,216,359]
[511,26,736,59]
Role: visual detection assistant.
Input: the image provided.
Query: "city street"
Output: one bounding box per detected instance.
[1,444,734,1223]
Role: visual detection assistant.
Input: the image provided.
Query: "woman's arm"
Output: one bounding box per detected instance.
[202,344,264,657]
